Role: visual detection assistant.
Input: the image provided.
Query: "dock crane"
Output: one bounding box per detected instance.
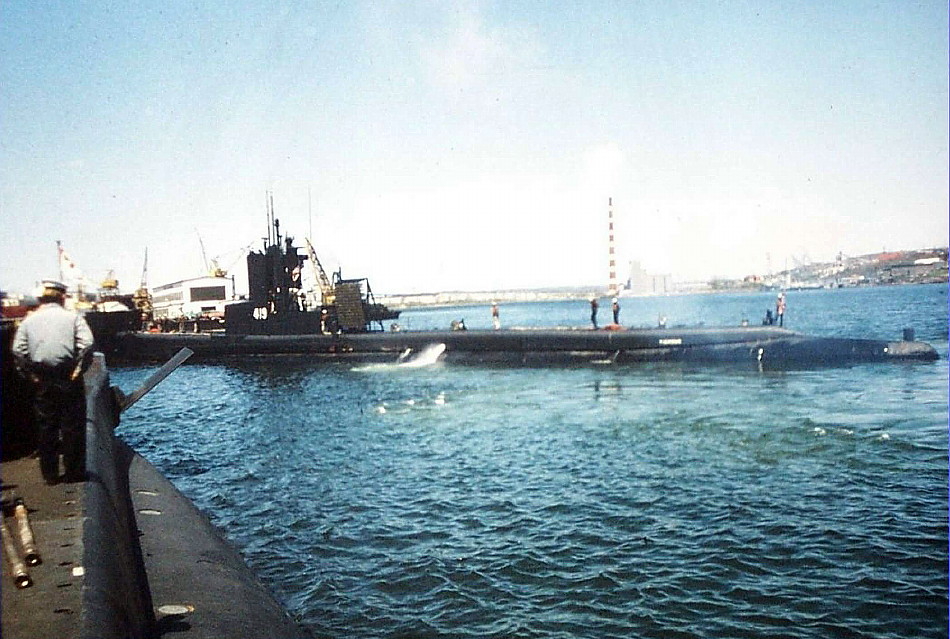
[132,247,153,317]
[214,242,256,276]
[196,228,227,277]
[304,237,335,305]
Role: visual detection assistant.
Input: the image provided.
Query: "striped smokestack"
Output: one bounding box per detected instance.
[608,197,617,295]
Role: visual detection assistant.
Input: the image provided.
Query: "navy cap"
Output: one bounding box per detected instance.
[41,280,67,293]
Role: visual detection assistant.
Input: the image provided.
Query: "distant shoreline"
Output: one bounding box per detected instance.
[379,248,948,310]
[378,280,947,311]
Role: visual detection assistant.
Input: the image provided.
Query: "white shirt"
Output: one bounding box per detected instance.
[11,303,95,368]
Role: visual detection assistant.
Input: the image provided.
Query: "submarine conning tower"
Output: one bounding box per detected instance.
[224,198,398,335]
[246,217,306,316]
[225,211,324,335]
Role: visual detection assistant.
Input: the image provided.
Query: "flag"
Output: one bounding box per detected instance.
[58,242,84,286]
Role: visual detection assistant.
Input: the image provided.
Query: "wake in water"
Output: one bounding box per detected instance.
[397,343,446,367]
[352,343,447,372]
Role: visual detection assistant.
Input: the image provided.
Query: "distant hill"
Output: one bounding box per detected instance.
[733,248,949,291]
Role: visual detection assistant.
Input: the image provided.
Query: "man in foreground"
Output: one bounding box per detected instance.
[12,280,94,484]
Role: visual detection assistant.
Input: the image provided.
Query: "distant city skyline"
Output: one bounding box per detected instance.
[1,2,947,295]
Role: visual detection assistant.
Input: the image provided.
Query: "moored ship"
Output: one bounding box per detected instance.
[104,201,938,367]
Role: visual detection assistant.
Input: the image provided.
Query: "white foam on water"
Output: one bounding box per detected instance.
[373,391,449,417]
[397,343,446,368]
[352,343,447,372]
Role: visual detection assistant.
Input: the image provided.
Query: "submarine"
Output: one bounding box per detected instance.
[111,323,938,368]
[108,216,939,368]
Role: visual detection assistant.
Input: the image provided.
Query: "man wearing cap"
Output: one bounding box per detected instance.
[12,280,94,484]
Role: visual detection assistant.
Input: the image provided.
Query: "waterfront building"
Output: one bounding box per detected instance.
[151,275,237,320]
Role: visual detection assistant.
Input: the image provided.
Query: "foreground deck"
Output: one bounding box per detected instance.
[1,457,85,639]
[1,356,308,639]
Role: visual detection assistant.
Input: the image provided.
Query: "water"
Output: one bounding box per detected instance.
[113,284,948,638]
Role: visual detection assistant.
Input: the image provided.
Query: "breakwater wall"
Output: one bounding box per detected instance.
[81,354,308,638]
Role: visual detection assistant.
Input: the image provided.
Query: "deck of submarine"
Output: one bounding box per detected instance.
[1,355,308,639]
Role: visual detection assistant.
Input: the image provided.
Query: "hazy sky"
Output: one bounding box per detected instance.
[1,1,947,295]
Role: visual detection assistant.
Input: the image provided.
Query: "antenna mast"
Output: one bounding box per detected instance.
[266,191,280,247]
[265,191,273,247]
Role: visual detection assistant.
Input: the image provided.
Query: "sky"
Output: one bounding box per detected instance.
[1,1,947,295]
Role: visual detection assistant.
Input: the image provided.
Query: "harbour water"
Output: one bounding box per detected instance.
[113,284,948,638]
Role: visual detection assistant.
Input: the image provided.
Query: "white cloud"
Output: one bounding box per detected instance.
[417,5,543,100]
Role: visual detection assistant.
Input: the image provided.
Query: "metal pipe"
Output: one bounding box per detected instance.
[1,519,32,588]
[14,499,41,566]
[120,347,194,412]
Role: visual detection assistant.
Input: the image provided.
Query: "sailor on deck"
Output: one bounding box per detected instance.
[12,280,94,484]
[776,292,787,327]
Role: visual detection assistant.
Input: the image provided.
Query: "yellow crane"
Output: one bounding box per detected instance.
[133,248,153,315]
[196,228,228,277]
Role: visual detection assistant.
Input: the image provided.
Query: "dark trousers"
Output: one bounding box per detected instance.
[33,377,86,482]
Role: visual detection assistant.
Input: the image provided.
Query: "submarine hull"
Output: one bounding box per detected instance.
[109,326,938,368]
